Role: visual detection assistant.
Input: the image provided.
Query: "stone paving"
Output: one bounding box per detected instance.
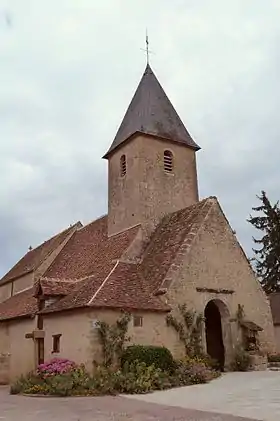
[0,386,255,421]
[125,371,280,421]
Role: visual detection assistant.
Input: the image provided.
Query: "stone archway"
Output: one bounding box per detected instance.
[204,299,231,371]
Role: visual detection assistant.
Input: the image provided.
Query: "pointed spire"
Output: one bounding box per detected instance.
[104,64,200,158]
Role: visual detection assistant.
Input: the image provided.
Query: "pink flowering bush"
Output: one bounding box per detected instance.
[11,358,91,396]
[38,358,76,377]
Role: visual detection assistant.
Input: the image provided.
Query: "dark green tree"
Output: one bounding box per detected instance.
[248,191,280,294]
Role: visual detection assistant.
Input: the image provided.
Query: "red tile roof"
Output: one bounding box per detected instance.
[45,216,140,280]
[139,197,213,295]
[0,224,80,284]
[0,288,38,321]
[0,198,215,320]
[42,198,214,315]
[89,262,170,312]
[35,278,80,297]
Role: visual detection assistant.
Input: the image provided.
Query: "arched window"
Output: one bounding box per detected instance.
[163,150,173,172]
[120,154,126,177]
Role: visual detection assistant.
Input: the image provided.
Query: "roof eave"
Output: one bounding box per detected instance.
[103,131,201,159]
[41,302,170,316]
[0,313,35,323]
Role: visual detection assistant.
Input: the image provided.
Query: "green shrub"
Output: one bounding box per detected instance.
[11,354,220,396]
[231,346,251,371]
[175,357,221,385]
[10,363,91,396]
[268,354,280,363]
[181,354,220,370]
[10,372,45,395]
[121,345,176,373]
[114,361,169,394]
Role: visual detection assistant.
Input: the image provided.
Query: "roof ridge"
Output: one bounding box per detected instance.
[34,222,82,272]
[40,277,78,283]
[39,226,82,280]
[108,223,141,239]
[87,260,119,305]
[1,222,82,284]
[32,221,82,252]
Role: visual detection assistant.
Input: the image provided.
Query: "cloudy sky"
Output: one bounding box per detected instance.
[0,0,279,277]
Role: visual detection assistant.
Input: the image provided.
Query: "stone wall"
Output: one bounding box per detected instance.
[107,135,198,237]
[0,353,10,385]
[0,318,36,383]
[165,198,275,364]
[42,309,175,372]
[0,282,12,303]
[0,272,34,304]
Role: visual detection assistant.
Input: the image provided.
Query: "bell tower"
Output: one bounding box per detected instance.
[103,64,200,237]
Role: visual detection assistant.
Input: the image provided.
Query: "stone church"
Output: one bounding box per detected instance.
[0,63,275,383]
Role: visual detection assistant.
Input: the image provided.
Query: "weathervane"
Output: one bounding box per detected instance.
[141,29,154,64]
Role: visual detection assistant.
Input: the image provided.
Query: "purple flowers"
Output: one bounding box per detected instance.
[38,358,76,377]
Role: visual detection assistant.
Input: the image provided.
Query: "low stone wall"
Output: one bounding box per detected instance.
[249,353,267,371]
[0,353,10,385]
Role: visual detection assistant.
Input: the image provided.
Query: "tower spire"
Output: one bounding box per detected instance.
[103,61,200,158]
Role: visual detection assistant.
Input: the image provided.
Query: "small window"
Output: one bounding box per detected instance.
[133,315,143,327]
[120,154,126,177]
[52,334,61,353]
[163,150,173,172]
[45,297,58,308]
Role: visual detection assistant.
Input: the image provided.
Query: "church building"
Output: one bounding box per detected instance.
[0,63,275,383]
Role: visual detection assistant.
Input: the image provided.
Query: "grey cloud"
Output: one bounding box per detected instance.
[1,0,280,276]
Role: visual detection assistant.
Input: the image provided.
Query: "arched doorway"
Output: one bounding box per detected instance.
[204,300,225,370]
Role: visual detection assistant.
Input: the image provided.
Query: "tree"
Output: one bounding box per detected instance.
[248,191,280,294]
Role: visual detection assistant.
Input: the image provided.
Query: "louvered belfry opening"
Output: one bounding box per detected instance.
[164,150,173,172]
[120,154,126,176]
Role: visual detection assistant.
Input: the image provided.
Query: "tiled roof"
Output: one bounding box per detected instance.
[269,292,280,325]
[103,64,200,158]
[42,198,214,315]
[40,276,96,314]
[0,223,80,284]
[0,288,38,321]
[0,198,215,320]
[139,198,213,295]
[35,278,79,297]
[42,264,169,314]
[88,262,170,312]
[45,216,140,280]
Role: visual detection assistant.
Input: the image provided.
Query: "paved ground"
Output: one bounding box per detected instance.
[125,371,280,421]
[0,385,255,421]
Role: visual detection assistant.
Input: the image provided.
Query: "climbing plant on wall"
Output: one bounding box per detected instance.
[166,304,204,357]
[96,312,131,367]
